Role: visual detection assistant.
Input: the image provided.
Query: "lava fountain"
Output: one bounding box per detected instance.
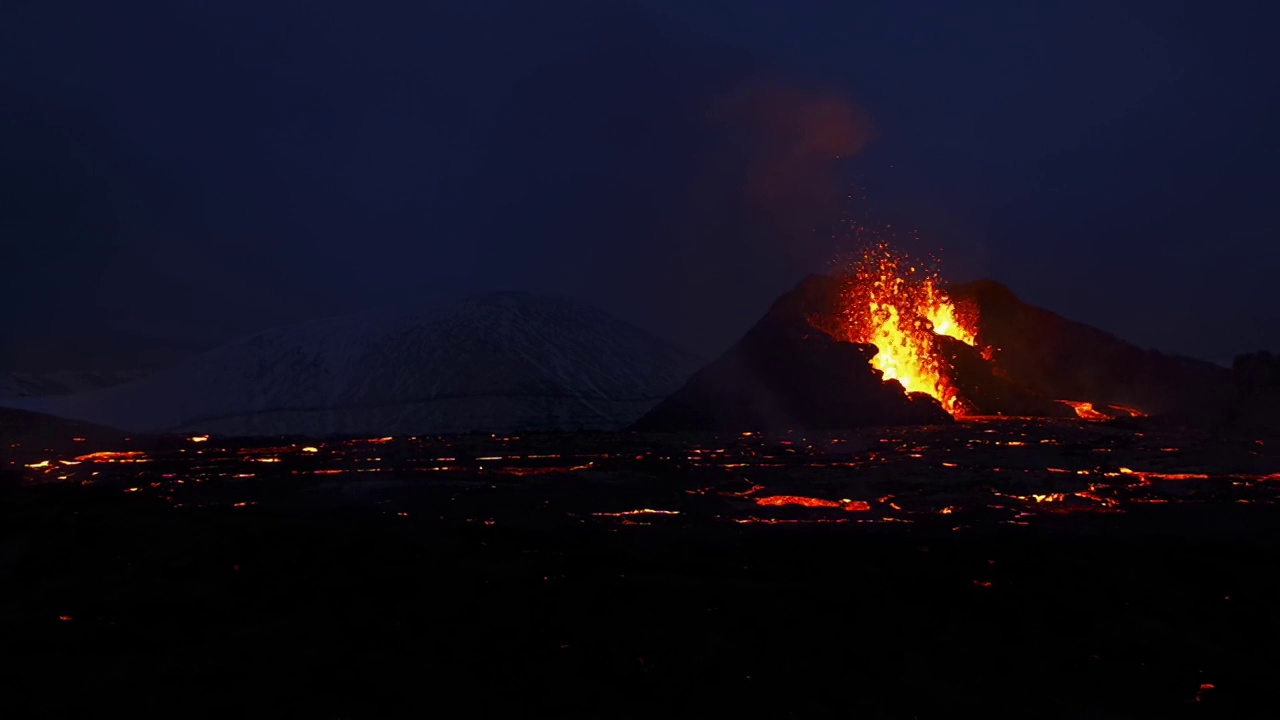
[838,243,978,415]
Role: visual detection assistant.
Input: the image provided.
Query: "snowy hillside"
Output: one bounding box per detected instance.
[2,293,701,436]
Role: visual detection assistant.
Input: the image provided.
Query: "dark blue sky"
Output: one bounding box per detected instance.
[2,0,1276,363]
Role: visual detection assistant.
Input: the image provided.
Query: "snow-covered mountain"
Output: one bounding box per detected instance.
[1,293,701,436]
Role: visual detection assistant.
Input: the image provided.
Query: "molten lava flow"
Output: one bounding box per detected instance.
[1059,400,1108,420]
[74,450,148,462]
[1108,403,1149,418]
[754,495,870,511]
[840,243,978,414]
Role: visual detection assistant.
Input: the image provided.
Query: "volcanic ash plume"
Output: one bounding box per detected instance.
[836,244,978,415]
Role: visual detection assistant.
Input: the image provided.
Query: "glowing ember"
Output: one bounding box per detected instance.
[840,243,978,415]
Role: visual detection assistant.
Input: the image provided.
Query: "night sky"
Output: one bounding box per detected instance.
[3,0,1276,365]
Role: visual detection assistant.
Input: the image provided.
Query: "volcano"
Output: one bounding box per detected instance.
[637,245,1229,432]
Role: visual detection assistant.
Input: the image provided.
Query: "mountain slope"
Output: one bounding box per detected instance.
[3,293,700,436]
[949,280,1231,414]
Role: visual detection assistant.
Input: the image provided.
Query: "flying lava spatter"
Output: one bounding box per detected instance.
[839,243,978,415]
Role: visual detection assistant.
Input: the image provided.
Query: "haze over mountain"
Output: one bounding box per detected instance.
[1,293,700,437]
[0,333,204,399]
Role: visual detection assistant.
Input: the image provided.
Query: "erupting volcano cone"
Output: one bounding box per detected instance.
[636,239,1231,433]
[637,244,1091,432]
[823,243,1073,418]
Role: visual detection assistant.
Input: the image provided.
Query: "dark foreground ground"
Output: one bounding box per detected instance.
[3,420,1279,717]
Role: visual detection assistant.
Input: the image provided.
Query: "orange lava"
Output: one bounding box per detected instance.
[592,509,681,517]
[494,463,594,476]
[1058,400,1109,420]
[840,243,978,415]
[74,451,148,462]
[754,495,871,511]
[1108,403,1149,418]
